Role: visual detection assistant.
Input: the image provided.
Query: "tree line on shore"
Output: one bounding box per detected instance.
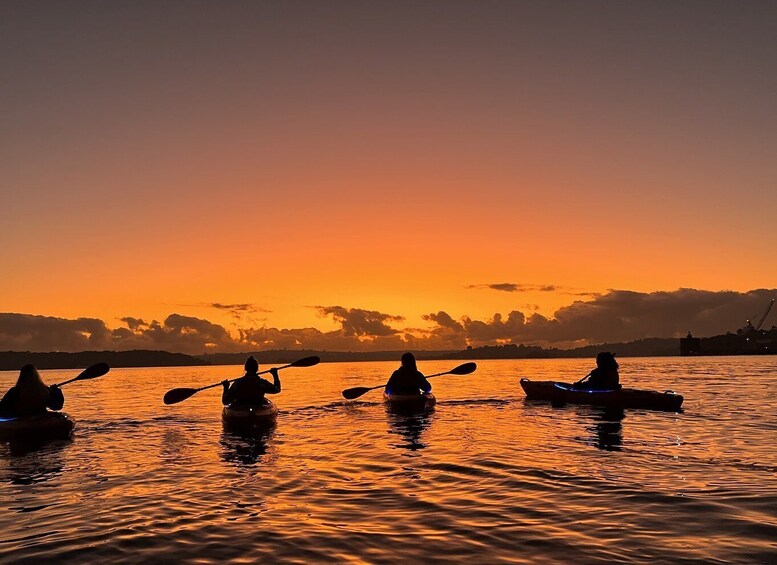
[0,337,686,371]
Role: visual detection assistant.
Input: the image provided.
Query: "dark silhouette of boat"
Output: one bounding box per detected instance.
[520,379,683,411]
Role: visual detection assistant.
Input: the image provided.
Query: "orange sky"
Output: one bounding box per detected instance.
[1,2,776,340]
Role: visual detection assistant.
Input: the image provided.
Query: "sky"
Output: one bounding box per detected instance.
[1,1,776,352]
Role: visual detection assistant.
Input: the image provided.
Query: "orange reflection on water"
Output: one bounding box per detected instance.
[1,358,776,562]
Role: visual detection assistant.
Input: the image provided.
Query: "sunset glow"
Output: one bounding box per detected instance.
[1,2,775,351]
[2,5,777,564]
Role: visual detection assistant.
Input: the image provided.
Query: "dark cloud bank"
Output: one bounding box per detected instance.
[467,283,557,293]
[1,289,774,354]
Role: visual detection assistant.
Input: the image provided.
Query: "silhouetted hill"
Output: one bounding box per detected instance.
[445,338,681,360]
[0,350,206,371]
[561,337,682,357]
[199,349,456,365]
[199,340,681,366]
[4,333,768,371]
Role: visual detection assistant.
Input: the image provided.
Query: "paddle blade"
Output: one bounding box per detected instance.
[448,362,477,375]
[342,386,373,400]
[75,362,111,381]
[290,356,320,368]
[163,388,199,405]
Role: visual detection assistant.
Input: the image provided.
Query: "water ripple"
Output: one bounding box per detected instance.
[1,358,776,562]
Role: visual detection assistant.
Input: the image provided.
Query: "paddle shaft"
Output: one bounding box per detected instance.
[55,362,111,387]
[573,371,593,386]
[358,369,458,394]
[55,377,81,387]
[164,356,319,405]
[195,363,293,394]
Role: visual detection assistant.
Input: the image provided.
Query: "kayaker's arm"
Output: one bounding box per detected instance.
[221,380,233,405]
[573,372,592,386]
[47,385,64,411]
[268,368,281,394]
[384,370,401,394]
[0,387,18,415]
[417,372,432,393]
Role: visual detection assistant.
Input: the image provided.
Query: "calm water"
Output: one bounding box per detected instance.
[1,357,775,563]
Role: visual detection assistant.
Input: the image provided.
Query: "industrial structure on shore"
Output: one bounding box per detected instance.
[681,299,776,356]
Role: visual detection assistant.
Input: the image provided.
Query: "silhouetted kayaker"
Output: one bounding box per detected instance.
[385,353,432,395]
[222,356,280,406]
[0,364,65,417]
[573,352,621,391]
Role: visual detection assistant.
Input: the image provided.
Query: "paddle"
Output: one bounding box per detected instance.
[573,371,593,386]
[163,356,321,405]
[342,362,477,400]
[55,362,111,387]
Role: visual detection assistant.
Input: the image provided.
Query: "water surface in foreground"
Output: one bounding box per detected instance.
[1,357,776,563]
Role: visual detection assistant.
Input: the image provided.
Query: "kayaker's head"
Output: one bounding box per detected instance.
[16,364,49,405]
[596,352,618,371]
[244,356,259,375]
[18,364,45,387]
[401,352,417,369]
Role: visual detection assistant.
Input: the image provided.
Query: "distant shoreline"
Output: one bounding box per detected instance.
[1,335,774,371]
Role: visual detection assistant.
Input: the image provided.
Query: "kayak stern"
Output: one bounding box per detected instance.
[222,401,278,430]
[383,392,437,410]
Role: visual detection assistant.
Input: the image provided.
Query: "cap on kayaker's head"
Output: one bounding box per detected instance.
[596,352,618,370]
[244,356,259,374]
[401,352,417,369]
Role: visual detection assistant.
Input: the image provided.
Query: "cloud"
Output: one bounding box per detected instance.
[178,302,271,321]
[546,288,776,343]
[419,312,469,349]
[0,313,112,351]
[124,314,239,352]
[467,283,557,293]
[0,313,244,355]
[237,306,409,350]
[1,289,774,353]
[237,326,412,352]
[315,306,404,337]
[0,307,412,354]
[119,317,146,331]
[420,288,777,347]
[209,303,269,315]
[172,302,271,323]
[483,283,519,292]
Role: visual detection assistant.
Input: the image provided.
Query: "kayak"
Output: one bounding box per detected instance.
[383,391,437,409]
[0,411,75,442]
[520,379,683,411]
[222,401,278,428]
